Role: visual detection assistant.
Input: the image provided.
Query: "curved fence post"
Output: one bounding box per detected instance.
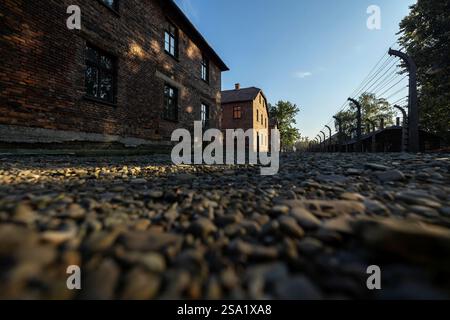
[389,49,419,153]
[394,104,408,153]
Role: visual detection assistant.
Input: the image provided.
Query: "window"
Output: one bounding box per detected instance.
[163,84,178,121]
[265,118,267,128]
[85,44,116,103]
[165,22,178,58]
[261,115,264,125]
[201,103,210,128]
[201,54,209,82]
[233,106,242,119]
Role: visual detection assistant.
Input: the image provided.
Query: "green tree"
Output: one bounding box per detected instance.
[269,100,301,151]
[398,0,450,143]
[335,93,395,138]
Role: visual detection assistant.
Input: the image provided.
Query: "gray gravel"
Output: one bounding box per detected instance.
[0,152,449,299]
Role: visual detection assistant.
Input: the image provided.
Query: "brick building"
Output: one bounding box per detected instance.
[221,84,270,152]
[0,0,228,148]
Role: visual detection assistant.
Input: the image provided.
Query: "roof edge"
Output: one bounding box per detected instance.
[162,0,229,72]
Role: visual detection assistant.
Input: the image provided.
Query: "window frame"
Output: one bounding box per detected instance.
[84,43,117,105]
[164,21,179,59]
[201,54,210,83]
[163,83,179,122]
[201,103,210,128]
[233,106,242,120]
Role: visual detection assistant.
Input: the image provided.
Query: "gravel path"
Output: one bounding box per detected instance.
[0,153,449,299]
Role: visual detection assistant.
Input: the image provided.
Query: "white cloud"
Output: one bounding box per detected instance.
[294,71,312,79]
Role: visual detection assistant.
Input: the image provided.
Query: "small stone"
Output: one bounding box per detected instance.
[188,218,217,238]
[316,174,348,184]
[271,205,290,215]
[177,174,196,182]
[12,204,37,224]
[82,259,120,300]
[121,268,161,300]
[290,207,321,229]
[139,253,166,273]
[322,215,354,234]
[396,191,442,209]
[409,205,439,218]
[134,219,151,231]
[130,178,147,184]
[278,216,305,238]
[346,168,363,175]
[297,237,324,255]
[364,199,390,215]
[41,229,76,245]
[340,192,365,202]
[365,163,391,171]
[375,170,405,182]
[64,204,86,220]
[85,230,121,252]
[149,190,164,199]
[230,240,278,260]
[120,230,182,252]
[353,217,450,268]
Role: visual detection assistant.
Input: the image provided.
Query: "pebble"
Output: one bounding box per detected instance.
[0,153,449,299]
[290,207,322,229]
[278,216,305,238]
[375,170,405,182]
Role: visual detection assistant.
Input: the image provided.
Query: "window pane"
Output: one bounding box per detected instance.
[85,66,98,97]
[165,33,170,52]
[99,71,113,102]
[164,85,177,120]
[86,46,98,63]
[100,55,113,70]
[170,42,175,56]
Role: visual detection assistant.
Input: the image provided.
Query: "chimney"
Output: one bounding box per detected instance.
[380,118,385,130]
[396,117,401,126]
[235,83,240,90]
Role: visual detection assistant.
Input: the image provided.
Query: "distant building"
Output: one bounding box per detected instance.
[221,84,270,152]
[0,0,228,149]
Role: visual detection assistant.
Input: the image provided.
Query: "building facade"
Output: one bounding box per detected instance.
[221,84,270,152]
[0,0,228,148]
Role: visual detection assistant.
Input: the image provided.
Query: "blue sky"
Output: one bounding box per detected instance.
[175,0,416,139]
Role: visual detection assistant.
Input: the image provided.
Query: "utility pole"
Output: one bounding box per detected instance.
[348,98,362,152]
[389,48,419,153]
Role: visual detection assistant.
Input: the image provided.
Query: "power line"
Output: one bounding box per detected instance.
[370,69,403,94]
[385,86,409,101]
[377,75,408,98]
[363,58,400,94]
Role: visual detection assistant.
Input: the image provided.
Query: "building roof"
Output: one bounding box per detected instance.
[161,0,229,72]
[221,87,263,104]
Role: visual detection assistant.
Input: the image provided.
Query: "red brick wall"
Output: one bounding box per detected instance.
[0,0,223,142]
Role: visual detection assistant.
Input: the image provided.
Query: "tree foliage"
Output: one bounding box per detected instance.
[269,100,300,151]
[398,0,450,143]
[335,93,395,138]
